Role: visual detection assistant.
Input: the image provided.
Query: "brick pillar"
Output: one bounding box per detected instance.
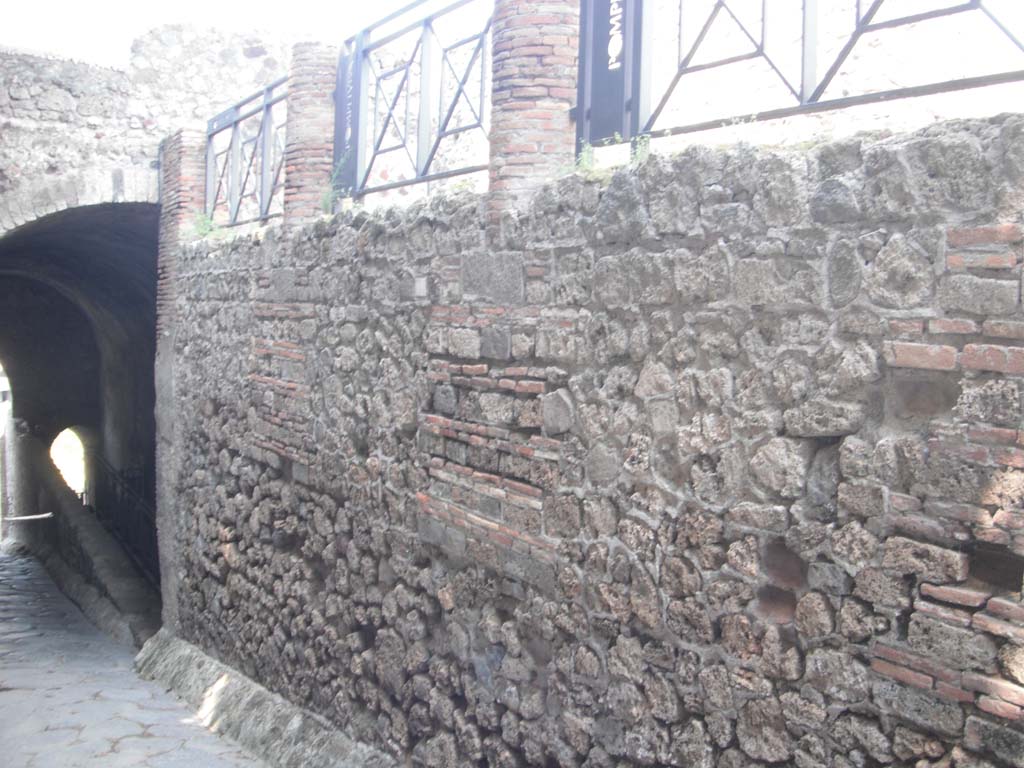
[488,0,580,226]
[156,129,205,337]
[283,42,338,227]
[155,128,204,632]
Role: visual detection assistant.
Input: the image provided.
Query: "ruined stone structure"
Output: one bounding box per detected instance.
[0,26,288,576]
[1,27,288,234]
[3,5,1024,768]
[161,115,1024,767]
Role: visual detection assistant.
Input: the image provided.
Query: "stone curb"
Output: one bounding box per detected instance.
[41,545,141,647]
[135,629,398,768]
[0,539,141,647]
[33,437,161,645]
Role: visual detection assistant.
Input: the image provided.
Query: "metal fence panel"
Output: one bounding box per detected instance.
[92,453,159,587]
[206,77,288,227]
[578,0,1024,146]
[335,0,494,197]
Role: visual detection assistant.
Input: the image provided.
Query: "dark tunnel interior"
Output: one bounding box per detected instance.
[0,202,160,579]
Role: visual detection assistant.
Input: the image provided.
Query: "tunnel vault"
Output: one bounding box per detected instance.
[0,202,160,582]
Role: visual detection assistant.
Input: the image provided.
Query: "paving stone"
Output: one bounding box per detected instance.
[0,549,265,768]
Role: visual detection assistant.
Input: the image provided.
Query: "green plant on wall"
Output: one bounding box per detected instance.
[576,140,596,173]
[320,186,337,215]
[630,133,651,167]
[193,212,218,238]
[321,152,354,214]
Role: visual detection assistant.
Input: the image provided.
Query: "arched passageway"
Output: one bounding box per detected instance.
[0,202,160,586]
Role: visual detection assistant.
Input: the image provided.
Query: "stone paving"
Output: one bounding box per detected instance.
[0,546,266,768]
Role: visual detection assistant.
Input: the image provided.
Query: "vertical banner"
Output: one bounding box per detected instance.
[332,40,361,195]
[577,0,642,147]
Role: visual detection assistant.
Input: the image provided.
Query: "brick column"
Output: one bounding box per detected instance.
[488,0,580,226]
[155,128,204,632]
[156,129,205,337]
[283,42,338,227]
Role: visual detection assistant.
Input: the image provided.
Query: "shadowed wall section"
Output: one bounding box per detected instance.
[0,203,159,582]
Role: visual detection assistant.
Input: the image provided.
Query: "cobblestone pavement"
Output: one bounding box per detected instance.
[0,547,266,768]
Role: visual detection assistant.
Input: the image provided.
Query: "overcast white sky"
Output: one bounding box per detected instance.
[0,0,413,68]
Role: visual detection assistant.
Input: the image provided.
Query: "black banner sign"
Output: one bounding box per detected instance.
[577,0,642,147]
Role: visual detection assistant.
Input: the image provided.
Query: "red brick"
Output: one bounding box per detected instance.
[963,673,1024,706]
[515,380,545,394]
[947,251,1019,269]
[504,479,543,498]
[488,530,515,548]
[978,695,1023,720]
[935,680,975,703]
[968,426,1021,446]
[889,319,925,337]
[920,582,993,608]
[897,513,965,544]
[993,447,1024,469]
[984,320,1024,340]
[871,658,933,690]
[929,318,980,335]
[927,440,990,464]
[873,643,960,684]
[974,612,1024,642]
[925,502,993,525]
[986,597,1024,624]
[914,600,974,628]
[947,224,1023,247]
[883,341,958,371]
[961,344,1024,374]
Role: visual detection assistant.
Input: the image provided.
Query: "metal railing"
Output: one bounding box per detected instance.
[334,0,494,197]
[578,0,1024,145]
[91,453,160,586]
[206,77,288,226]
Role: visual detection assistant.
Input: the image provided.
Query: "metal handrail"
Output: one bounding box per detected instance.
[207,76,288,134]
[348,0,484,52]
[206,77,288,227]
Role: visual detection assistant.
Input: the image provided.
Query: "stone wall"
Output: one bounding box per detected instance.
[167,115,1024,768]
[0,26,288,234]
